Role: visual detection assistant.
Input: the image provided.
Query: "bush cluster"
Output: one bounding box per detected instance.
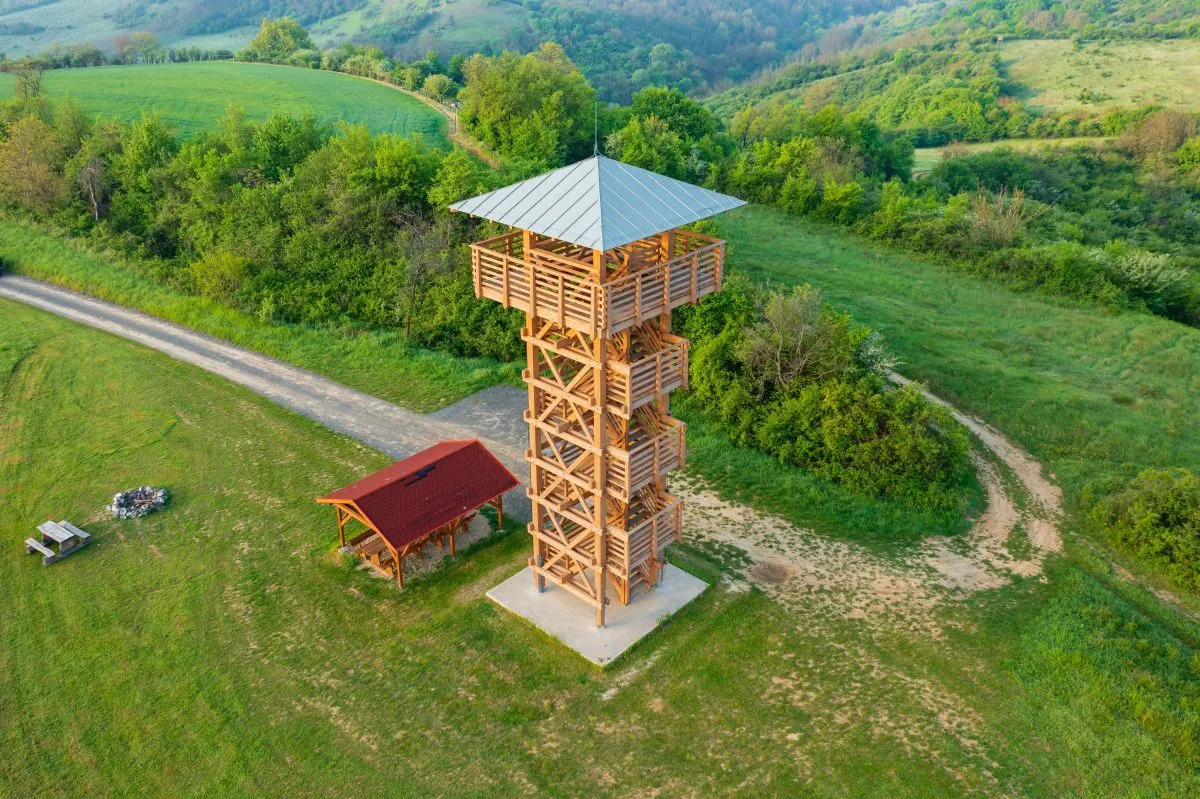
[1089,469,1200,589]
[677,277,973,509]
[0,99,524,362]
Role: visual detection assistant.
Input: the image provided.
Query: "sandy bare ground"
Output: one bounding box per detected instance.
[674,375,1064,640]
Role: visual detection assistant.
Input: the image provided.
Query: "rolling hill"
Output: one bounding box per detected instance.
[0,60,449,139]
[1,0,922,100]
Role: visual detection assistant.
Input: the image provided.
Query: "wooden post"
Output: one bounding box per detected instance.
[336,506,347,548]
[527,314,545,594]
[496,494,504,529]
[593,277,609,628]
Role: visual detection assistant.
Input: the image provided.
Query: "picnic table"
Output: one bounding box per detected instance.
[26,520,92,565]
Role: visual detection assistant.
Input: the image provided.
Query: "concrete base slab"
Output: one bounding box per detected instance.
[486,565,708,666]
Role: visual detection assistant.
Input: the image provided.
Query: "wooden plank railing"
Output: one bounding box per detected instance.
[608,336,687,416]
[606,421,686,499]
[471,230,724,338]
[607,497,682,574]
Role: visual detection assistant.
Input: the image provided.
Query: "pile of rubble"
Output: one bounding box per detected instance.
[111,486,168,520]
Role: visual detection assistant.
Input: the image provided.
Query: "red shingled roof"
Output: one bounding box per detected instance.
[318,441,519,551]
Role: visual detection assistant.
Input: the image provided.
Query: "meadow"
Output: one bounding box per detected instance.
[0,62,450,140]
[911,136,1110,175]
[4,54,1200,794]
[4,299,1200,797]
[1001,39,1200,114]
[718,205,1200,593]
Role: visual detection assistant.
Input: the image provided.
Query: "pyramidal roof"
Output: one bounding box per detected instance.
[449,155,745,251]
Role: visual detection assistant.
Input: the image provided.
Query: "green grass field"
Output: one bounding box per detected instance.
[912,136,1111,175]
[717,207,1200,551]
[0,62,450,141]
[4,299,1200,797]
[1001,39,1200,113]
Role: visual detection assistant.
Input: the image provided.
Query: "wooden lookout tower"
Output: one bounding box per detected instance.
[451,156,744,626]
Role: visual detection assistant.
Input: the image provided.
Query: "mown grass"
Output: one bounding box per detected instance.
[0,217,517,412]
[1001,39,1200,114]
[718,205,1200,512]
[3,301,1200,797]
[0,62,450,141]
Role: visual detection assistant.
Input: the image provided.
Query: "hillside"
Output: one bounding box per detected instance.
[0,61,449,139]
[706,34,1200,148]
[1002,39,1200,114]
[0,0,921,100]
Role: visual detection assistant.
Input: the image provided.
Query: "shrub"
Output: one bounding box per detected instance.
[422,74,454,102]
[969,187,1044,248]
[189,250,249,304]
[687,282,971,508]
[1090,469,1200,589]
[1095,245,1193,317]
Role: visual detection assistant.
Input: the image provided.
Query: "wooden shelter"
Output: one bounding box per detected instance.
[451,155,744,626]
[316,440,518,587]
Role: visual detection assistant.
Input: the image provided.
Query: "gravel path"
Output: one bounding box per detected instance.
[0,274,531,519]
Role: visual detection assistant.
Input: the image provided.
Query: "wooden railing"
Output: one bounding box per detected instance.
[608,497,682,575]
[607,336,687,417]
[471,230,724,338]
[606,421,685,500]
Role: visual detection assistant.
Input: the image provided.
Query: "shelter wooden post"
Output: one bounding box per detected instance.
[336,506,348,549]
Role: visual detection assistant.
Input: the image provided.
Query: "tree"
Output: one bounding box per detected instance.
[396,216,454,338]
[427,148,486,207]
[738,285,860,398]
[1124,110,1198,164]
[113,34,136,65]
[422,73,454,103]
[0,116,66,214]
[606,116,686,178]
[630,86,715,140]
[7,59,46,102]
[66,118,121,222]
[131,32,162,64]
[241,17,313,63]
[459,43,596,165]
[1178,136,1200,181]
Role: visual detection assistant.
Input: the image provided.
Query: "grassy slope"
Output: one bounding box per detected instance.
[912,136,1111,175]
[718,205,1200,513]
[0,218,516,411]
[314,0,530,57]
[1002,39,1200,113]
[3,301,1199,797]
[0,62,450,141]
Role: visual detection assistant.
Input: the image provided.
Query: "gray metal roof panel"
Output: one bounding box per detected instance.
[450,155,745,250]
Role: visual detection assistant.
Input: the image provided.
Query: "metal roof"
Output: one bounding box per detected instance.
[449,155,745,251]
